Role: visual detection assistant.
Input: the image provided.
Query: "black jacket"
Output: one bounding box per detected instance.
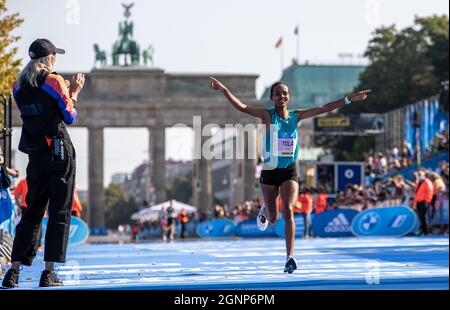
[13,72,77,154]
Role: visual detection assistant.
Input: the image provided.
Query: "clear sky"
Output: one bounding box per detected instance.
[7,0,449,190]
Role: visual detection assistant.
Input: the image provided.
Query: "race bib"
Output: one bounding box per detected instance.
[277,133,297,157]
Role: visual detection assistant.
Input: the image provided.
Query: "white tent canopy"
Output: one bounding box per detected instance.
[130,207,157,221]
[149,200,196,213]
[131,200,197,222]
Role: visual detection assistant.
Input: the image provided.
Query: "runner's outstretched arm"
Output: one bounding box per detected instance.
[210,77,269,121]
[295,90,371,121]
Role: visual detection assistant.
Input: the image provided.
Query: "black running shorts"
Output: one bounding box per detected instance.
[259,162,298,187]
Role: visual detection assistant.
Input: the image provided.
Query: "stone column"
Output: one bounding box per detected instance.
[192,130,212,212]
[243,127,257,201]
[232,128,245,206]
[88,127,105,229]
[149,127,166,203]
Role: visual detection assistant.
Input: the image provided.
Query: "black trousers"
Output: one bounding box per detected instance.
[430,195,437,220]
[416,201,430,236]
[20,207,43,253]
[11,140,75,265]
[180,222,186,239]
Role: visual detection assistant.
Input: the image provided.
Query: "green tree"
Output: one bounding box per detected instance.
[343,136,374,161]
[0,0,23,126]
[104,183,140,229]
[315,135,374,161]
[343,15,449,114]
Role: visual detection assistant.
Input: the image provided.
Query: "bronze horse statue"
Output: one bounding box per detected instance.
[93,44,107,67]
[112,19,140,66]
[142,45,154,66]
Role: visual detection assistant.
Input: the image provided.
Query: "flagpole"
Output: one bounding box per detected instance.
[296,28,299,63]
[275,37,284,72]
[294,25,299,64]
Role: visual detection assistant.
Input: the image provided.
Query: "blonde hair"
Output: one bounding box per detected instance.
[18,54,55,87]
[432,172,442,181]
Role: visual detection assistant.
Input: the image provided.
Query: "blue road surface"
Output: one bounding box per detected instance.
[3,236,448,290]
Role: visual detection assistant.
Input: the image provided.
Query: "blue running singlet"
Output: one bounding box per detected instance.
[263,108,299,169]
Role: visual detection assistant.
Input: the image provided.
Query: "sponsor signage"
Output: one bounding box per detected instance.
[337,164,363,191]
[42,216,89,245]
[234,220,276,237]
[312,209,358,237]
[274,214,315,238]
[317,117,351,128]
[196,219,236,238]
[314,115,384,134]
[351,206,419,236]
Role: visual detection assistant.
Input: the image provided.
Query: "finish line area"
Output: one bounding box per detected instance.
[8,236,447,290]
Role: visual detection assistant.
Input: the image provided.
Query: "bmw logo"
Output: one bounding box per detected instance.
[204,225,214,234]
[359,212,380,233]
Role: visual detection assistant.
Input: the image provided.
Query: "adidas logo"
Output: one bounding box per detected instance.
[324,213,351,233]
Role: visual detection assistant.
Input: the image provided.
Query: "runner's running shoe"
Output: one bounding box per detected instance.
[284,256,298,274]
[256,204,268,231]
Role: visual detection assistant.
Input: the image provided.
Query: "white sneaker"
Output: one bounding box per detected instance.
[256,204,269,231]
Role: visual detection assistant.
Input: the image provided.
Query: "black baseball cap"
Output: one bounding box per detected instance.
[28,38,65,60]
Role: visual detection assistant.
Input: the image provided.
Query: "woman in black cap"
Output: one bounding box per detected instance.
[1,38,85,288]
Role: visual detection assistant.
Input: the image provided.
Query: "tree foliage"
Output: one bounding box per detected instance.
[104,183,140,229]
[0,0,23,126]
[343,15,449,114]
[166,175,193,205]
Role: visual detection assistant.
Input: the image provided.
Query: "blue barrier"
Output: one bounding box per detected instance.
[174,221,197,235]
[274,214,315,238]
[403,98,448,159]
[89,227,108,236]
[234,219,276,237]
[42,216,89,245]
[431,199,449,226]
[389,151,449,181]
[196,219,236,238]
[0,189,16,236]
[351,206,418,237]
[312,209,358,237]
